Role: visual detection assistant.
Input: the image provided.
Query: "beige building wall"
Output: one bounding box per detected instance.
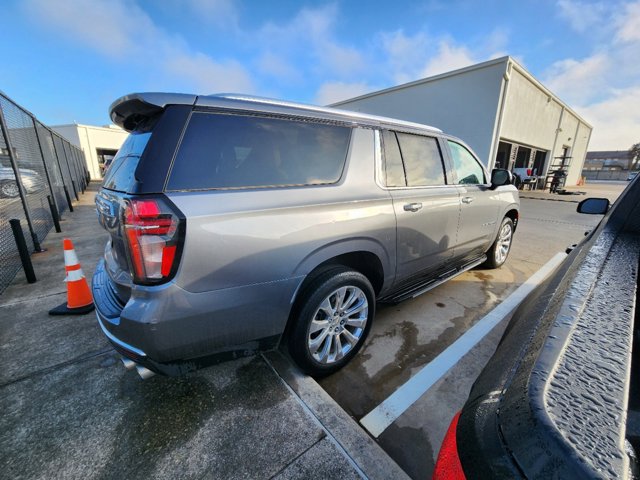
[52,124,128,180]
[334,56,592,187]
[501,68,563,149]
[332,58,508,166]
[499,62,591,186]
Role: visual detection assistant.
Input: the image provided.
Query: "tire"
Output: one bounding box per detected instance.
[483,217,514,269]
[0,180,19,198]
[288,266,375,377]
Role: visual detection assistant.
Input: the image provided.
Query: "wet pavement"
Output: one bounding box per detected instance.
[0,180,626,480]
[318,184,624,478]
[0,183,406,480]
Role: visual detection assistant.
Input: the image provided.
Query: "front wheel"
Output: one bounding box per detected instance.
[483,217,514,269]
[288,267,375,377]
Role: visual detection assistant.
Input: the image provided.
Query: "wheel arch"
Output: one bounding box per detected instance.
[282,244,389,343]
[291,238,392,296]
[505,207,519,231]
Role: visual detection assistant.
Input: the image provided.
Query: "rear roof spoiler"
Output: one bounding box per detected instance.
[109,93,198,131]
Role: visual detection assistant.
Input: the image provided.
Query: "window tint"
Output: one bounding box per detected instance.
[396,133,445,186]
[168,113,351,190]
[382,130,406,187]
[102,132,152,192]
[448,140,486,185]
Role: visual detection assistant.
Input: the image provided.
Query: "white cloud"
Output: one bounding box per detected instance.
[380,29,507,84]
[557,0,611,33]
[543,54,611,105]
[380,30,430,83]
[186,0,238,27]
[614,1,640,43]
[257,4,366,79]
[315,82,375,106]
[421,41,476,77]
[256,52,301,83]
[546,2,640,148]
[23,0,156,59]
[23,0,254,94]
[165,53,254,94]
[576,87,640,149]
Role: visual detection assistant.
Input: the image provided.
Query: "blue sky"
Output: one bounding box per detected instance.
[1,0,638,150]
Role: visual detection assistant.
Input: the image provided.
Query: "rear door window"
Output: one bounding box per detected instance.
[395,132,446,186]
[381,130,406,187]
[167,112,352,190]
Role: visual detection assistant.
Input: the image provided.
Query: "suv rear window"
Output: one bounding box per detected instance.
[102,132,152,192]
[167,112,351,191]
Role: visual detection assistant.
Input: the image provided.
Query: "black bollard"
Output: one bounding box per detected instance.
[63,185,74,212]
[47,195,62,233]
[72,180,79,201]
[9,219,36,283]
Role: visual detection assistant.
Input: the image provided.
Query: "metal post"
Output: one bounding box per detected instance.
[32,117,61,218]
[63,185,74,212]
[75,149,86,192]
[47,195,61,233]
[66,143,80,199]
[55,132,77,201]
[48,128,68,216]
[0,100,44,252]
[10,219,36,283]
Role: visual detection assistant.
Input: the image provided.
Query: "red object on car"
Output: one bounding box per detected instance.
[433,411,466,480]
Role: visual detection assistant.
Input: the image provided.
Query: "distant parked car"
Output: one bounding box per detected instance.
[627,171,638,181]
[93,92,519,379]
[0,161,45,198]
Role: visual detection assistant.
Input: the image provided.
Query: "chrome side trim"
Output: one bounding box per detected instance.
[96,311,147,357]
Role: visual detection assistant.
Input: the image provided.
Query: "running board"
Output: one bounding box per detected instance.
[380,256,487,304]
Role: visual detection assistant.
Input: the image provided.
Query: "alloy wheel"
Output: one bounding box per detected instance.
[307,286,368,364]
[495,222,513,265]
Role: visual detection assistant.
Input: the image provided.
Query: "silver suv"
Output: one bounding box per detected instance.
[93,93,519,378]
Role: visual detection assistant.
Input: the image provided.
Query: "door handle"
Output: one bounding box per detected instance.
[404,202,423,212]
[462,197,474,204]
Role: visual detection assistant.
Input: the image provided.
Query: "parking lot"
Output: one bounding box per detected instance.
[319,187,612,476]
[0,181,626,479]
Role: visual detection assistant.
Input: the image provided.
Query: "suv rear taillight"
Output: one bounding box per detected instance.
[123,197,184,285]
[433,411,466,480]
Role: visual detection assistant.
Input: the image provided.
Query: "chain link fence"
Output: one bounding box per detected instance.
[0,92,90,294]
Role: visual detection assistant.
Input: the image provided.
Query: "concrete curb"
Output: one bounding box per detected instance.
[264,351,411,480]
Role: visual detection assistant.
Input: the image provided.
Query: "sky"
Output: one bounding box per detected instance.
[0,0,638,150]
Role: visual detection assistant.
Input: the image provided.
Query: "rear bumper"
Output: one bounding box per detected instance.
[92,259,301,375]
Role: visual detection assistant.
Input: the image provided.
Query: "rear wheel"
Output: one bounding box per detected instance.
[288,267,375,377]
[0,180,19,198]
[483,217,514,269]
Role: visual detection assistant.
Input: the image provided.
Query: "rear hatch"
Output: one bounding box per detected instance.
[96,129,153,303]
[95,104,190,306]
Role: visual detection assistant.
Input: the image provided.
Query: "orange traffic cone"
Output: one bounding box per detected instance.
[49,238,95,315]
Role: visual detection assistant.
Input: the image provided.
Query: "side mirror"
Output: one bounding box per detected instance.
[490,169,513,189]
[577,197,610,215]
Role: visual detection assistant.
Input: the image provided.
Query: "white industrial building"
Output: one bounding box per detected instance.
[333,56,592,189]
[52,123,128,180]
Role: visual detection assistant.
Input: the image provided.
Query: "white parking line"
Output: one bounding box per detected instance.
[360,252,568,438]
